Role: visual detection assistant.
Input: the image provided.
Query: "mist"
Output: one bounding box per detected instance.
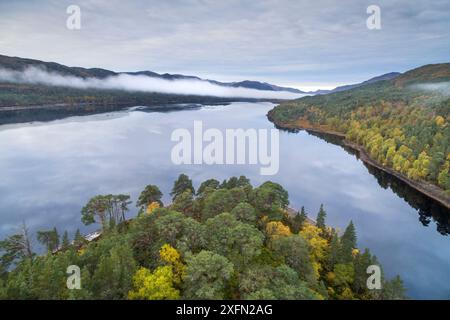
[412,82,450,96]
[0,67,304,100]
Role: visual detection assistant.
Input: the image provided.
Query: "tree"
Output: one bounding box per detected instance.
[170,174,194,200]
[73,229,85,247]
[61,231,70,251]
[239,264,319,300]
[270,235,315,283]
[382,275,407,300]
[146,201,160,214]
[316,204,327,230]
[300,223,328,278]
[183,251,234,299]
[81,194,131,230]
[137,184,163,210]
[204,213,264,265]
[91,242,137,299]
[249,181,289,220]
[159,244,185,284]
[292,206,307,233]
[0,222,33,274]
[172,189,194,217]
[128,266,180,300]
[230,202,257,224]
[202,189,233,220]
[37,227,60,252]
[196,179,220,196]
[339,221,357,263]
[265,221,291,239]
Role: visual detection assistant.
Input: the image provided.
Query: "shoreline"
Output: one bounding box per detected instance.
[267,113,450,210]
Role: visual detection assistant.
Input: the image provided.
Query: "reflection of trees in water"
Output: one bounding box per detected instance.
[0,105,128,125]
[299,129,450,236]
[0,104,207,125]
[363,164,450,236]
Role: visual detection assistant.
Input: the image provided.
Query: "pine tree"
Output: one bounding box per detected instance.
[339,221,357,263]
[292,206,307,233]
[316,204,327,230]
[74,229,85,247]
[61,231,70,250]
[170,174,195,201]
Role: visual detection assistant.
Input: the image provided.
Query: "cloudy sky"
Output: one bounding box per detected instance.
[0,0,449,90]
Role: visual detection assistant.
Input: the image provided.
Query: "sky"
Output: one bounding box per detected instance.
[0,0,449,91]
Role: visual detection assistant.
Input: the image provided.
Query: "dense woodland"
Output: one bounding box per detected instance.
[0,175,406,300]
[269,64,450,195]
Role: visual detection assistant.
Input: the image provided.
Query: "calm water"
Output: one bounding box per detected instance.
[0,102,448,299]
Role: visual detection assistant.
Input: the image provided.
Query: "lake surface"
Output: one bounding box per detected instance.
[0,102,448,299]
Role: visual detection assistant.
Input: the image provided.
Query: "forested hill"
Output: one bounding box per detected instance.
[0,175,406,300]
[0,54,305,109]
[268,63,450,197]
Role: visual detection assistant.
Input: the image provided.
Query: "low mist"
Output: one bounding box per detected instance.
[0,66,304,100]
[412,82,450,96]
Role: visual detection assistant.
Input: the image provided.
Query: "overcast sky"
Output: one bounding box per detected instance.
[0,0,449,90]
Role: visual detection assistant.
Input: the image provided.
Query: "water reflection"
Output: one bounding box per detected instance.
[298,130,450,236]
[0,102,449,298]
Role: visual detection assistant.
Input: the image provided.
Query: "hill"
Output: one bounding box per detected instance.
[0,175,406,300]
[268,63,450,202]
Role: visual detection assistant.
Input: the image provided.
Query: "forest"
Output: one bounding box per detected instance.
[0,175,406,300]
[268,63,450,196]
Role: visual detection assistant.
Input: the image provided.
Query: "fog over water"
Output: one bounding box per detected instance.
[0,67,304,99]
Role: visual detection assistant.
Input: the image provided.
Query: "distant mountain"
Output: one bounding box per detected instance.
[227,80,305,93]
[0,54,304,93]
[312,72,401,95]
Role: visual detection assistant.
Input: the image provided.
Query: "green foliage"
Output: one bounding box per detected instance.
[183,250,234,299]
[0,176,407,300]
[136,184,163,210]
[81,194,131,230]
[170,174,194,201]
[269,67,450,194]
[316,204,327,230]
[230,202,257,224]
[37,227,60,253]
[249,181,289,220]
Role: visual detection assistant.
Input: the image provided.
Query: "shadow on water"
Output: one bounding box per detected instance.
[0,103,224,125]
[280,126,450,236]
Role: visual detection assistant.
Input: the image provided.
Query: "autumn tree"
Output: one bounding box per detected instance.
[136,184,163,210]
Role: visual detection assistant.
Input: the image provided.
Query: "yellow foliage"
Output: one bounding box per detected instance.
[128,266,180,300]
[435,116,445,127]
[352,248,360,257]
[300,223,328,277]
[77,248,86,256]
[159,244,186,284]
[326,272,336,284]
[146,201,160,214]
[265,221,291,239]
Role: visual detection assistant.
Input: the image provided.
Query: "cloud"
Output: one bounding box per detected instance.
[0,66,304,99]
[0,0,449,88]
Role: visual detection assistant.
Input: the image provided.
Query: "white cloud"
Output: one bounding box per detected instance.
[0,66,304,99]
